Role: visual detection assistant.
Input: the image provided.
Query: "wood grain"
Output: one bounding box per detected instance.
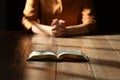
[0,31,120,80]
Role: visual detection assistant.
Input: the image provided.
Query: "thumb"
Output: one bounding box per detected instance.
[58,19,66,27]
[51,18,59,26]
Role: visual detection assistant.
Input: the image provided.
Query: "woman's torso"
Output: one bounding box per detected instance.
[39,0,83,26]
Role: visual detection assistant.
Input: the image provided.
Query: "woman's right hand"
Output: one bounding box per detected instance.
[51,19,66,37]
[31,19,66,37]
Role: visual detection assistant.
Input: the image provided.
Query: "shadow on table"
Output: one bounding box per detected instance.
[65,31,120,38]
[88,57,120,68]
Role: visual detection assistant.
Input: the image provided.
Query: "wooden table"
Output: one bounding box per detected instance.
[0,31,120,80]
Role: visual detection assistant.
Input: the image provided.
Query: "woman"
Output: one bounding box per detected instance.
[22,0,97,37]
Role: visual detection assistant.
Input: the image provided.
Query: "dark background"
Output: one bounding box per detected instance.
[0,0,120,34]
[0,0,26,30]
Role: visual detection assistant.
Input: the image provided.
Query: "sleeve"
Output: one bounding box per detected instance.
[81,0,96,24]
[21,0,40,30]
[81,0,97,33]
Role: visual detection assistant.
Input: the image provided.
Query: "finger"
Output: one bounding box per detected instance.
[58,27,66,32]
[52,25,59,30]
[52,29,65,37]
[58,19,65,24]
[58,19,66,27]
[51,19,58,26]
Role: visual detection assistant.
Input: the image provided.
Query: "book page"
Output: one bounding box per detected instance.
[27,50,57,61]
[57,49,88,61]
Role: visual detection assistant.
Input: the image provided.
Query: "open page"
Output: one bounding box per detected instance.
[57,49,89,61]
[27,50,57,61]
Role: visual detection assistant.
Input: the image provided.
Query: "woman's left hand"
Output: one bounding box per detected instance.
[51,19,66,37]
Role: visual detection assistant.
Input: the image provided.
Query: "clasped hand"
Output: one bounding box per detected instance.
[51,19,66,37]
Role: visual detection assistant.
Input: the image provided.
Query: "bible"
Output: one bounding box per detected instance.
[27,49,89,62]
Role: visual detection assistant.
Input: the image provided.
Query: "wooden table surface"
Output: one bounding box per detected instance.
[0,31,120,80]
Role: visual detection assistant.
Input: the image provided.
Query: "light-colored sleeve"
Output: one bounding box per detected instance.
[21,0,40,30]
[81,0,97,33]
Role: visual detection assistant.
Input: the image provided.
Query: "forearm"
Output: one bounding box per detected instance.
[65,23,97,36]
[22,17,49,35]
[31,24,53,36]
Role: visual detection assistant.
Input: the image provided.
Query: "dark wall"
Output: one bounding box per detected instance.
[6,0,26,30]
[0,0,26,30]
[94,1,120,34]
[0,0,7,29]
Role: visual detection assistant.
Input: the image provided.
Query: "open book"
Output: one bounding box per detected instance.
[27,49,89,62]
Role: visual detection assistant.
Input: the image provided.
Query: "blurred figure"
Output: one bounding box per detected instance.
[22,0,97,37]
